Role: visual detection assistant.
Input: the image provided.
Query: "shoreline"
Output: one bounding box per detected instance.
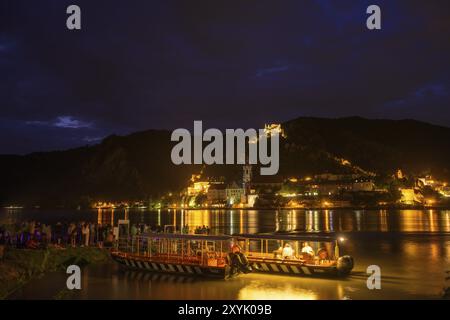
[0,246,110,300]
[165,205,450,211]
[3,205,450,211]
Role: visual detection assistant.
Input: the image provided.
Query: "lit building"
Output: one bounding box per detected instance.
[399,188,423,205]
[187,181,210,196]
[352,179,375,192]
[207,183,227,205]
[416,176,436,187]
[439,186,450,198]
[226,182,245,206]
[246,194,258,207]
[264,123,285,137]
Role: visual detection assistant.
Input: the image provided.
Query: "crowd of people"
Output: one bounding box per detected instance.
[0,221,212,249]
[0,221,116,249]
[193,225,211,235]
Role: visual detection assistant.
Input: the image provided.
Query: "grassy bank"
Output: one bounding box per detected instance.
[0,246,110,299]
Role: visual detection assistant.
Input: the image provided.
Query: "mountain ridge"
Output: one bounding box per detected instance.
[1,116,450,207]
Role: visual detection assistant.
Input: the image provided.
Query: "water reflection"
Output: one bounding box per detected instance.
[238,281,318,300]
[2,208,450,234]
[97,208,115,225]
[379,210,388,232]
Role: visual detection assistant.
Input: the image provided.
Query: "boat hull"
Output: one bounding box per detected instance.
[248,260,346,278]
[111,252,232,279]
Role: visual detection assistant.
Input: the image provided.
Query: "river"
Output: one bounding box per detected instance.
[2,208,450,299]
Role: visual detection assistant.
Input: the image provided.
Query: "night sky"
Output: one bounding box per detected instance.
[0,0,449,154]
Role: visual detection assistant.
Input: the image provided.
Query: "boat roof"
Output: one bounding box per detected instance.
[137,232,338,242]
[142,233,232,241]
[233,233,337,242]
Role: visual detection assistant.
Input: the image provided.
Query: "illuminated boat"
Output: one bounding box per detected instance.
[233,233,354,277]
[111,232,252,279]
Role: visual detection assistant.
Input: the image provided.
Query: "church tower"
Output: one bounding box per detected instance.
[243,164,252,195]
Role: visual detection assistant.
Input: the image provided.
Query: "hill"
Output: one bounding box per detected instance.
[1,117,450,207]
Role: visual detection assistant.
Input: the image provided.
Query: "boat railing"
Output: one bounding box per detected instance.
[115,235,229,268]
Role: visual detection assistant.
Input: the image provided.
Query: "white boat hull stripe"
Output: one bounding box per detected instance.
[270,264,280,272]
[194,267,202,274]
[301,266,312,275]
[280,265,290,273]
[176,265,184,273]
[290,265,301,274]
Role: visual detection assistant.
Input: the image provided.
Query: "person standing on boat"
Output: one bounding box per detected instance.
[282,243,294,259]
[301,242,314,256]
[228,244,252,274]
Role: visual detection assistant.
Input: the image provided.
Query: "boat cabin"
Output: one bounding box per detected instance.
[233,233,353,277]
[111,230,246,278]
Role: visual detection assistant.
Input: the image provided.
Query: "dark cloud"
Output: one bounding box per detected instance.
[0,0,449,154]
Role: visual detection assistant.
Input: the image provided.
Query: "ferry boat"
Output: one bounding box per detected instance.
[111,232,252,279]
[233,233,354,278]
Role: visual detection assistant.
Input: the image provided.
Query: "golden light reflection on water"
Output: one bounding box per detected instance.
[379,210,388,232]
[97,208,114,225]
[403,241,418,257]
[246,210,258,234]
[238,281,318,300]
[324,210,330,231]
[184,210,211,229]
[445,211,450,230]
[428,210,436,232]
[88,208,450,234]
[398,210,443,232]
[355,211,362,231]
[271,209,450,233]
[306,210,314,231]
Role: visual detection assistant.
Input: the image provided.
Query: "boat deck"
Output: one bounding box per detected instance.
[112,251,227,268]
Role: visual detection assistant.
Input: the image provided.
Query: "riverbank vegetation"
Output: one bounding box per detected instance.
[0,246,110,299]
